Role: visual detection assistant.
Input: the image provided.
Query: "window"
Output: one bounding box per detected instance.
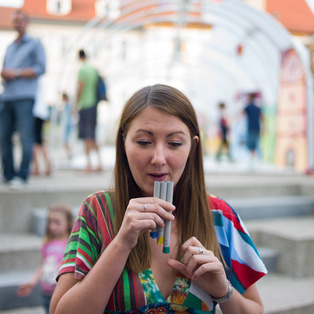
[95,0,120,19]
[47,0,72,15]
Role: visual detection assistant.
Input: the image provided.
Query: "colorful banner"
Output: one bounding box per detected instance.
[275,48,308,171]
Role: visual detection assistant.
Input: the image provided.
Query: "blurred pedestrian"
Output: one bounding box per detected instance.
[0,10,46,189]
[243,93,263,163]
[32,76,51,176]
[17,204,73,314]
[60,92,74,161]
[76,49,102,172]
[216,102,232,162]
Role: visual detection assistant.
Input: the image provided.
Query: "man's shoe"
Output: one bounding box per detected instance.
[9,177,27,190]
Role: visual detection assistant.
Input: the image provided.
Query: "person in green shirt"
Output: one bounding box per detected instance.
[76,49,102,172]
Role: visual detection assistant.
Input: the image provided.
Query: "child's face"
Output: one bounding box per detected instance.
[48,211,68,239]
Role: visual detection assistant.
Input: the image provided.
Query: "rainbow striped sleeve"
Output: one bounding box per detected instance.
[56,191,146,312]
[209,195,267,294]
[57,191,115,280]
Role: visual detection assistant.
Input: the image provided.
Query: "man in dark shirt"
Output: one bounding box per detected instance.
[243,93,263,162]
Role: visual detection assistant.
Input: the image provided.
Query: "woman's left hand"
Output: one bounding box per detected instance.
[167,236,229,299]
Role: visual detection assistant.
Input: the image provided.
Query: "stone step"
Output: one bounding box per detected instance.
[0,271,43,312]
[207,180,301,200]
[257,274,314,314]
[0,306,45,314]
[215,274,314,314]
[0,236,47,312]
[256,246,278,273]
[229,195,314,220]
[2,193,313,235]
[0,234,41,273]
[0,190,87,234]
[0,170,113,235]
[245,216,314,278]
[0,235,43,312]
[1,170,313,235]
[204,171,314,199]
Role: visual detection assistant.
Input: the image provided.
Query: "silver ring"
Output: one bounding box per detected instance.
[198,247,204,254]
[143,204,147,211]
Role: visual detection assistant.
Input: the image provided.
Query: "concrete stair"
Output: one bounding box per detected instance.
[0,306,45,314]
[245,216,314,278]
[0,273,42,312]
[0,234,42,311]
[216,273,314,314]
[0,234,42,273]
[254,246,278,273]
[257,274,314,314]
[1,170,314,313]
[230,195,314,220]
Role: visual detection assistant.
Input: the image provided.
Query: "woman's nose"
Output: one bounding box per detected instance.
[151,145,166,165]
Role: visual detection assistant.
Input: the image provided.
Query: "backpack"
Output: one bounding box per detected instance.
[96,75,108,102]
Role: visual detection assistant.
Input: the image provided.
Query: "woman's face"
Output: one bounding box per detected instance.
[124,106,198,196]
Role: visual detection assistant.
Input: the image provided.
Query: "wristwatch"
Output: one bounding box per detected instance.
[15,69,21,78]
[211,280,234,304]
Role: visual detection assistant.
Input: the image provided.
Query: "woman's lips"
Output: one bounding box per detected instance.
[148,173,167,181]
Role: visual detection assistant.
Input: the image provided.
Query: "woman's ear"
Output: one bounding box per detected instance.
[193,135,199,147]
[190,135,199,155]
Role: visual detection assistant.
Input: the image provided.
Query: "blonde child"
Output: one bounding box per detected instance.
[17,205,73,313]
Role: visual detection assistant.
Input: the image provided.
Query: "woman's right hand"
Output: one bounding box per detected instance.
[115,197,175,250]
[51,198,175,314]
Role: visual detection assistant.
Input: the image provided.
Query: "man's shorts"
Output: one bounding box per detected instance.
[247,129,260,150]
[78,106,97,140]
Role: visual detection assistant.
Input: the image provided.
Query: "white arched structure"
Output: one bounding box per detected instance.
[57,0,314,171]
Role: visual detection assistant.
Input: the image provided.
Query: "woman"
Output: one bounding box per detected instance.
[50,84,267,314]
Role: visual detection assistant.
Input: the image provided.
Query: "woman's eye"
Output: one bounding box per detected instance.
[169,142,182,147]
[137,140,150,146]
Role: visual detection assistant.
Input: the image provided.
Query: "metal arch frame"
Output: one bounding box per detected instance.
[58,0,294,100]
[53,0,313,169]
[104,30,254,89]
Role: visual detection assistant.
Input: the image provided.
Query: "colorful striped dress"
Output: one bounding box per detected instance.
[57,191,267,313]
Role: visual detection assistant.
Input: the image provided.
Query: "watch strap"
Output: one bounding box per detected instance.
[211,280,234,304]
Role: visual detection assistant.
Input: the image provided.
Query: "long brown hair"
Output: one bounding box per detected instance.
[114,84,223,271]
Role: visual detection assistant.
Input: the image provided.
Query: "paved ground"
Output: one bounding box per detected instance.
[2,158,314,194]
